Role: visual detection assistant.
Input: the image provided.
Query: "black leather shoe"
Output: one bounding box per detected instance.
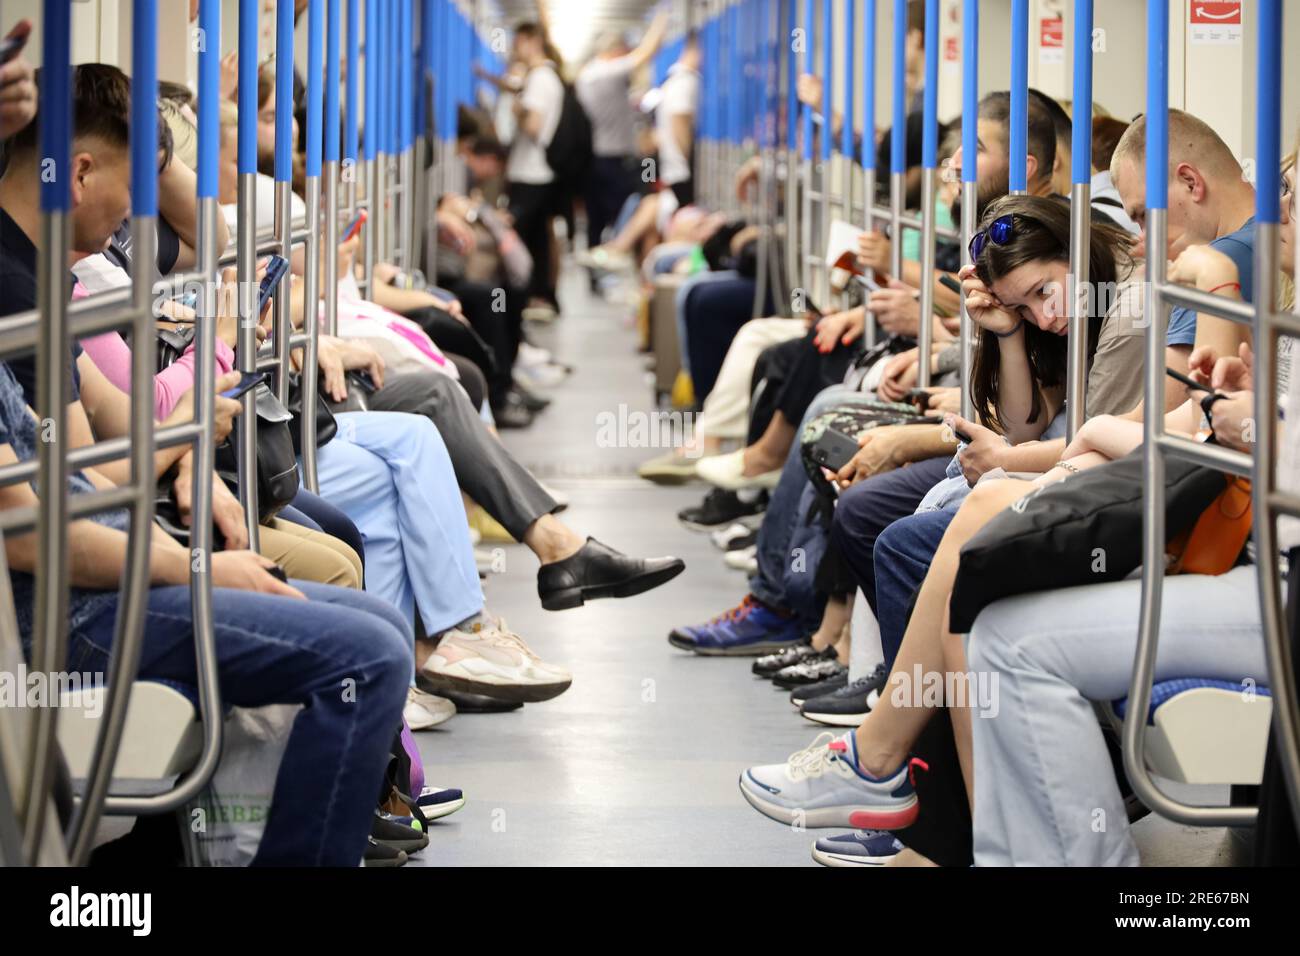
[491,391,534,429]
[511,383,551,413]
[537,537,685,611]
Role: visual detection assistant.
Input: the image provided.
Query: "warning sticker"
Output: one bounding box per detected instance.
[1039,15,1064,64]
[1189,1,1243,46]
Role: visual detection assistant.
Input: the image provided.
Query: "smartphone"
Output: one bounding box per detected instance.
[905,387,932,412]
[341,209,367,242]
[1165,365,1214,394]
[806,427,862,474]
[257,255,290,312]
[951,425,974,444]
[220,371,269,401]
[0,34,28,66]
[938,273,963,296]
[427,286,456,305]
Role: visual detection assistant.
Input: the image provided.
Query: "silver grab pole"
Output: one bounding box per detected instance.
[957,0,976,420]
[299,0,327,494]
[23,0,74,861]
[914,0,937,389]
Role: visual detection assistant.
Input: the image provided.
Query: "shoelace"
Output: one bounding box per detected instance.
[706,594,756,626]
[786,732,842,779]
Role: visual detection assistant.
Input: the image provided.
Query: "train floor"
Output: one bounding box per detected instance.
[410,260,1247,867]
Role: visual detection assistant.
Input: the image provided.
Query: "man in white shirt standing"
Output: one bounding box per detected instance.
[507,22,566,316]
[655,32,702,209]
[575,14,667,250]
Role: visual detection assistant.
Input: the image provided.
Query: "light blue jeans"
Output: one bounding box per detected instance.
[315,411,483,642]
[966,566,1267,866]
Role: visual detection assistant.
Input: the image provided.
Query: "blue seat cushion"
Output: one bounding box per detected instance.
[1113,678,1272,724]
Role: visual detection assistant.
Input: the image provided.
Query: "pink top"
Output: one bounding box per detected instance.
[74,284,236,420]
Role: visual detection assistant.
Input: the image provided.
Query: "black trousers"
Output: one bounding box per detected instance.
[434,277,527,408]
[366,369,557,540]
[1255,547,1300,865]
[508,180,559,307]
[585,155,637,248]
[747,329,856,445]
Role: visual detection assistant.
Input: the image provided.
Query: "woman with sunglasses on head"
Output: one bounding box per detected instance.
[741,193,1199,867]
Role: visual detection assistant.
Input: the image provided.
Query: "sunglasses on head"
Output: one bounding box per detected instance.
[968,214,1016,261]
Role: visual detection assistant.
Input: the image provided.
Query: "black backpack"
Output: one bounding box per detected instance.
[545,73,593,196]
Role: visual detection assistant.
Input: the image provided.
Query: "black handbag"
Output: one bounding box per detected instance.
[947,450,1230,634]
[286,372,339,455]
[214,383,301,522]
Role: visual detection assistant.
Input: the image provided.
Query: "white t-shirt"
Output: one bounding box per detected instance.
[655,64,699,186]
[220,173,307,235]
[576,55,637,158]
[506,64,565,185]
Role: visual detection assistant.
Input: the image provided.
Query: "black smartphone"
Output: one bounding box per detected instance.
[951,425,974,444]
[0,34,28,66]
[1165,365,1214,394]
[806,427,862,473]
[220,371,269,400]
[257,255,290,312]
[906,387,931,411]
[938,273,963,296]
[266,564,288,583]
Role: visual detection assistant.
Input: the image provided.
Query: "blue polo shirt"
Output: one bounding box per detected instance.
[1167,217,1255,347]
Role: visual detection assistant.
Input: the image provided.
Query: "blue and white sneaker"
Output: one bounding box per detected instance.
[811,830,905,867]
[416,785,466,821]
[668,595,804,656]
[739,730,923,829]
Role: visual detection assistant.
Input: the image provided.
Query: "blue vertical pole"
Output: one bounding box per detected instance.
[1145,0,1167,212]
[787,0,798,152]
[921,0,937,169]
[197,1,220,198]
[364,0,378,162]
[400,0,413,151]
[239,0,258,176]
[39,0,71,214]
[326,0,342,167]
[131,0,158,216]
[890,0,906,176]
[961,0,977,186]
[1071,0,1093,184]
[346,0,360,169]
[1009,0,1029,192]
[821,0,832,161]
[862,0,876,172]
[274,0,294,185]
[306,0,324,182]
[1256,0,1282,224]
[802,0,813,160]
[841,0,855,158]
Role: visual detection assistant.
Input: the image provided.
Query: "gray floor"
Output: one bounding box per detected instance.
[410,265,1240,868]
[411,268,823,866]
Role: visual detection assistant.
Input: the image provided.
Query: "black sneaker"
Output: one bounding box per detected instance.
[371,813,429,853]
[751,640,818,678]
[789,670,850,708]
[773,657,848,690]
[800,665,889,727]
[677,488,767,532]
[363,836,408,867]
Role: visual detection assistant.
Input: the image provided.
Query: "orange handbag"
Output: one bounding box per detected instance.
[1168,475,1253,575]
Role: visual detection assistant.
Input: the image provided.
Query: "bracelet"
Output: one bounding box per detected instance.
[1206,281,1241,296]
[1053,461,1080,474]
[994,320,1024,339]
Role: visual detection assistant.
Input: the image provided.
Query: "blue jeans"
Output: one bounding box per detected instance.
[748,385,878,628]
[872,508,958,670]
[831,456,952,614]
[70,581,410,866]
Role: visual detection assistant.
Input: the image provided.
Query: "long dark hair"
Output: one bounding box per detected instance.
[969,194,1132,430]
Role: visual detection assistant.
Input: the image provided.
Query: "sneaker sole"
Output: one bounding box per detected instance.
[810,844,895,867]
[363,850,409,867]
[678,512,765,534]
[417,796,466,821]
[738,774,918,830]
[668,632,804,657]
[800,708,870,727]
[416,671,572,705]
[541,559,686,611]
[773,672,846,690]
[372,830,429,853]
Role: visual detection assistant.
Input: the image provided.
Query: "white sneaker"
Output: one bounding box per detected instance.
[711,522,754,551]
[517,341,554,367]
[696,449,781,491]
[724,544,759,574]
[404,686,456,731]
[417,614,572,704]
[515,361,568,389]
[739,731,921,829]
[522,302,559,323]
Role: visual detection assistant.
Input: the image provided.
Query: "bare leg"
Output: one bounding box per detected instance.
[809,593,851,656]
[741,411,795,476]
[603,194,661,254]
[522,513,585,564]
[852,480,1036,777]
[883,847,939,867]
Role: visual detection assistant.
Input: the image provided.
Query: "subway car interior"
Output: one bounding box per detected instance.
[0,0,1296,922]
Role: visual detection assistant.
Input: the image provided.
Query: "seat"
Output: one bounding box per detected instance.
[1107,678,1273,786]
[57,680,201,780]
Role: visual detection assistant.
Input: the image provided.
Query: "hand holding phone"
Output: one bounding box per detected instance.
[257,255,290,313]
[220,371,269,401]
[341,209,367,242]
[806,427,862,474]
